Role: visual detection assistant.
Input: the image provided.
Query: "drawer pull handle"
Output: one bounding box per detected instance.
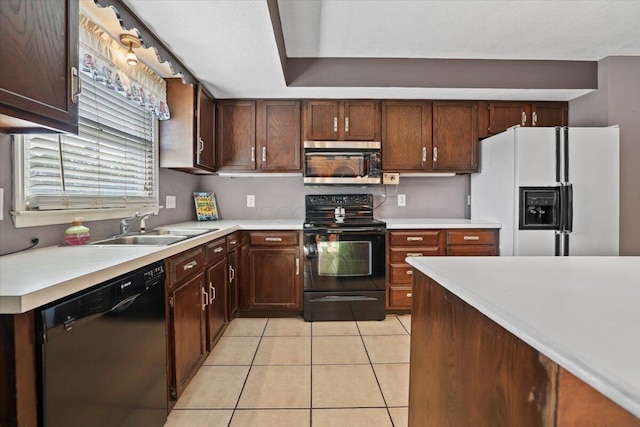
[202,288,209,311]
[265,237,283,242]
[463,236,480,241]
[406,237,423,241]
[406,270,413,275]
[407,293,413,298]
[229,240,237,245]
[406,252,423,257]
[229,265,235,281]
[213,247,224,253]
[296,258,300,275]
[183,260,198,270]
[209,283,216,301]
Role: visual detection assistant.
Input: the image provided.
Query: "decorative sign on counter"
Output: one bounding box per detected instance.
[194,192,219,220]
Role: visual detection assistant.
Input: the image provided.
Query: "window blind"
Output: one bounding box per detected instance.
[24,73,158,210]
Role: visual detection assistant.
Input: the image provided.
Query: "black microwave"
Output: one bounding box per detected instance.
[303,141,381,185]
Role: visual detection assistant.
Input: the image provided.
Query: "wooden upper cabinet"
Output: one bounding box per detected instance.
[343,100,379,140]
[197,88,216,170]
[532,102,568,127]
[0,0,79,134]
[160,79,216,174]
[479,101,568,137]
[303,100,380,141]
[432,101,478,172]
[257,100,301,171]
[217,100,256,170]
[381,101,433,171]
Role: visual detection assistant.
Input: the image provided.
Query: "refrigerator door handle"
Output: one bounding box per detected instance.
[564,183,573,233]
[555,231,561,256]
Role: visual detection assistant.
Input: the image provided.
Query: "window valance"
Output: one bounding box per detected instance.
[79,15,170,120]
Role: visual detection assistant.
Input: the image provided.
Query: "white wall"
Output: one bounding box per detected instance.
[570,56,640,255]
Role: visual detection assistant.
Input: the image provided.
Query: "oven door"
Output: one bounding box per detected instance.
[303,229,386,292]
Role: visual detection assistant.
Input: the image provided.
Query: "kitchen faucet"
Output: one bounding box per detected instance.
[120,211,156,235]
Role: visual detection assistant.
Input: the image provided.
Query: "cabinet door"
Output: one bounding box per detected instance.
[205,258,227,351]
[304,100,339,140]
[381,101,432,171]
[249,248,300,310]
[488,102,531,134]
[344,100,379,140]
[432,101,478,172]
[170,273,206,397]
[196,87,216,170]
[0,0,78,133]
[227,250,239,319]
[532,102,568,127]
[217,101,256,170]
[257,100,301,171]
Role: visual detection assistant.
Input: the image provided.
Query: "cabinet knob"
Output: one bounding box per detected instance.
[407,293,413,298]
[406,270,413,275]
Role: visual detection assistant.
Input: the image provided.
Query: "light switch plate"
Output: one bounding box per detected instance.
[247,195,255,207]
[397,194,406,206]
[165,195,176,209]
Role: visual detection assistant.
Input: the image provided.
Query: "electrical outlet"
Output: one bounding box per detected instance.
[247,195,255,207]
[383,172,400,185]
[397,194,406,206]
[165,195,176,209]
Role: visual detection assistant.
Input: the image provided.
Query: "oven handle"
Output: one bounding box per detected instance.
[309,295,379,302]
[322,227,386,234]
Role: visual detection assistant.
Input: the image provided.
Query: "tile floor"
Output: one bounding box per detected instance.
[164,315,411,427]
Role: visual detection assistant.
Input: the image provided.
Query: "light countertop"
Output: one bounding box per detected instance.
[383,218,501,229]
[406,256,640,419]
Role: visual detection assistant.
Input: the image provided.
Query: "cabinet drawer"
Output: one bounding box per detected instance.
[389,231,440,246]
[168,246,205,286]
[389,263,414,284]
[389,286,413,309]
[249,231,299,246]
[447,245,498,256]
[206,238,227,265]
[446,230,496,245]
[226,232,239,252]
[389,246,440,262]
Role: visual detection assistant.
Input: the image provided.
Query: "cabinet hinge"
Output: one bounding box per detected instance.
[171,387,177,400]
[169,296,174,308]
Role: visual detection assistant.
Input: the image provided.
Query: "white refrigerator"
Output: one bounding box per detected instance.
[471,126,619,256]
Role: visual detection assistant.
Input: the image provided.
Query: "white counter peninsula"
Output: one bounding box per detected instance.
[406,256,640,427]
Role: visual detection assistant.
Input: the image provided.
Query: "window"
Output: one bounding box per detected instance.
[12,72,160,227]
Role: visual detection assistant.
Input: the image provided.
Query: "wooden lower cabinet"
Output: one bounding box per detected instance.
[386,228,499,311]
[241,231,302,313]
[409,272,639,427]
[205,258,227,351]
[169,272,207,399]
[227,249,239,319]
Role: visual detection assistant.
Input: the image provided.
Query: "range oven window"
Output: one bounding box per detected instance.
[317,240,372,276]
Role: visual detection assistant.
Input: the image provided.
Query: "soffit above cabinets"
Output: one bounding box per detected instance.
[119,0,640,100]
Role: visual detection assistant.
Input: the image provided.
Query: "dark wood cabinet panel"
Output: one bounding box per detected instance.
[217,100,256,170]
[249,247,301,310]
[343,100,380,140]
[227,250,239,320]
[257,100,301,171]
[381,101,432,171]
[488,102,530,135]
[304,100,339,140]
[432,101,478,172]
[205,258,227,351]
[197,88,216,170]
[303,100,379,141]
[532,102,568,127]
[0,0,78,133]
[160,79,216,174]
[170,273,206,397]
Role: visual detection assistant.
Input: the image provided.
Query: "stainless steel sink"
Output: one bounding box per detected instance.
[91,235,188,246]
[89,228,219,246]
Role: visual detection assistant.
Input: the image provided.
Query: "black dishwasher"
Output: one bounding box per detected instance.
[36,261,167,427]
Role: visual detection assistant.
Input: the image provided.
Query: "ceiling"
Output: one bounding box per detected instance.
[107,0,639,101]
